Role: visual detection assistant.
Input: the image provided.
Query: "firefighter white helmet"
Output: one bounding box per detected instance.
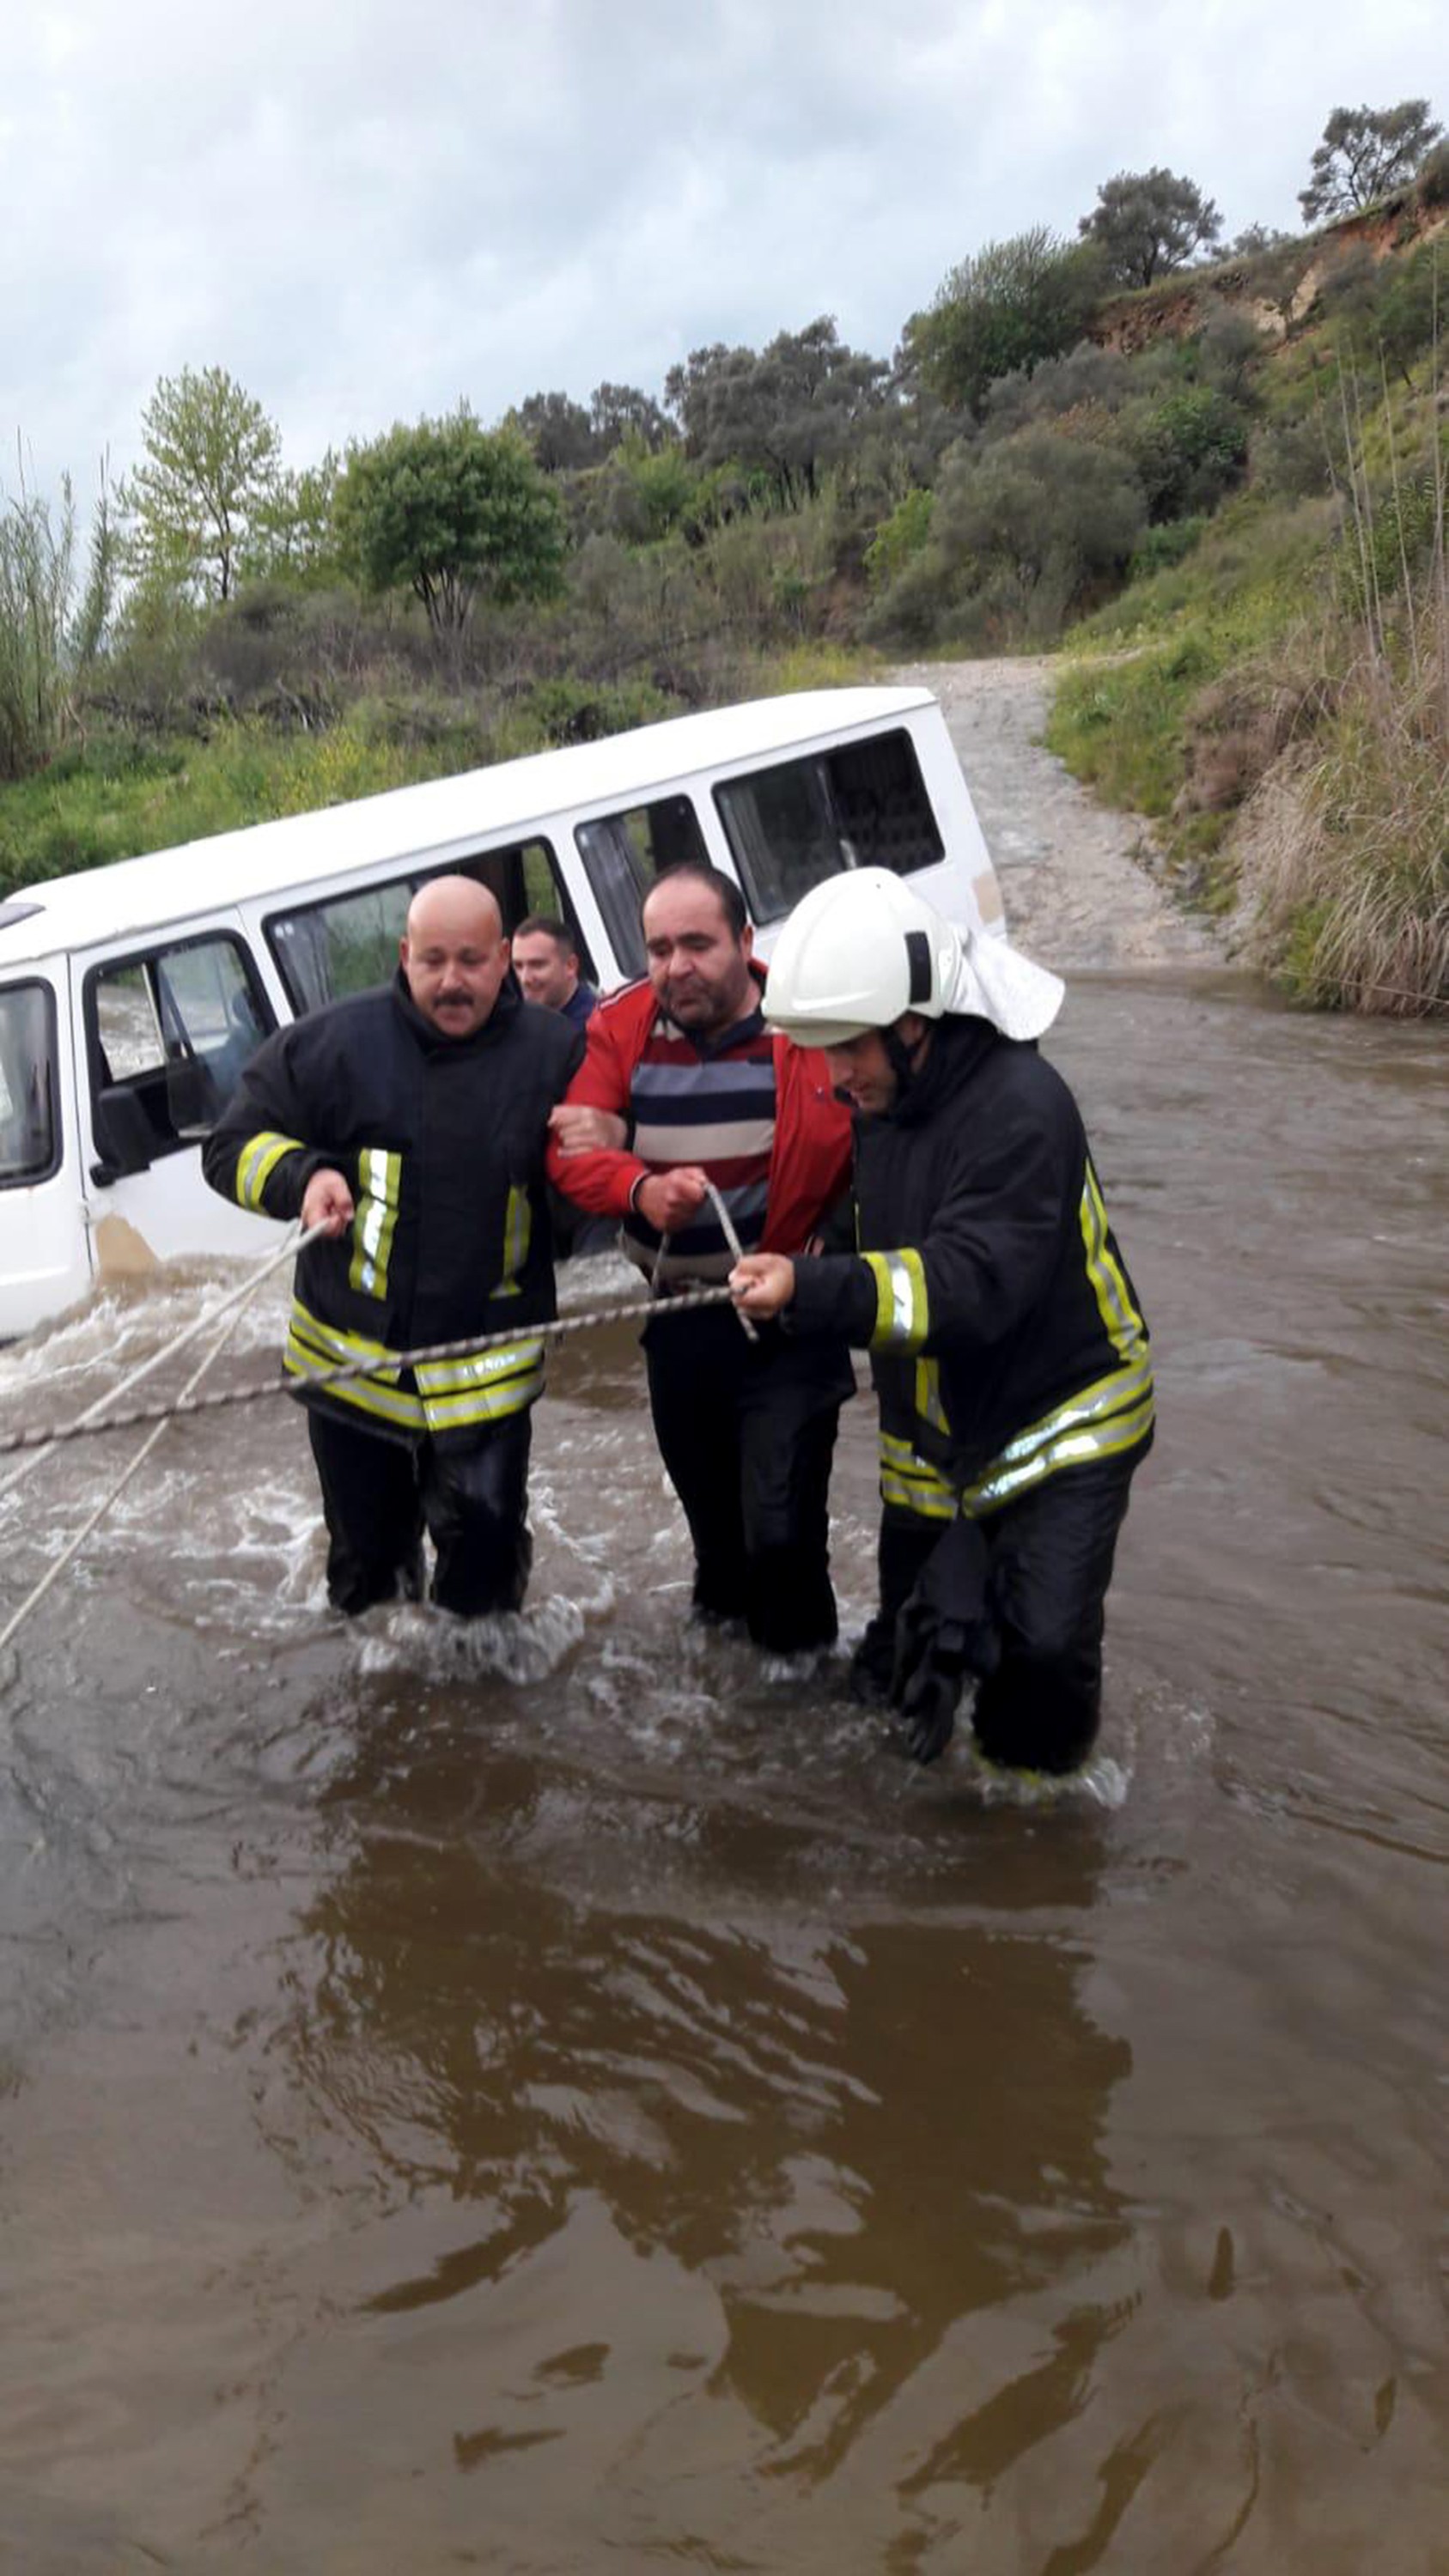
[763,868,1063,1048]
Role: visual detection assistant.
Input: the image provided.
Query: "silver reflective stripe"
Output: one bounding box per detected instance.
[990,1358,1154,1470]
[887,1256,916,1340]
[350,1147,400,1300]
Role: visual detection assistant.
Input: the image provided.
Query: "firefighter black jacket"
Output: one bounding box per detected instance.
[204,971,583,1444]
[787,1014,1154,1518]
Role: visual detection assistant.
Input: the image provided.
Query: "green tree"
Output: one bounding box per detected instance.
[334,409,565,631]
[1299,100,1442,222]
[242,451,344,584]
[1079,169,1223,288]
[589,381,670,453]
[903,230,1104,417]
[665,318,887,505]
[120,365,282,604]
[511,390,600,471]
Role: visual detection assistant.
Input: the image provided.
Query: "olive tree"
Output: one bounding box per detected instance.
[120,365,282,605]
[1299,101,1443,222]
[665,319,889,505]
[1079,169,1223,289]
[333,410,566,631]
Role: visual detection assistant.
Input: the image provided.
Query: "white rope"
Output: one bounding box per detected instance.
[648,1177,759,1343]
[0,1280,741,1461]
[0,1220,326,1511]
[0,1226,309,1660]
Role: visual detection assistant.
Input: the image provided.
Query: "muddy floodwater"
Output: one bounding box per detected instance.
[0,969,1446,2573]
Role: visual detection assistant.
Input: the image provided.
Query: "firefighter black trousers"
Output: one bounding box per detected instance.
[643,1305,852,1654]
[861,1443,1148,1772]
[307,1406,533,1619]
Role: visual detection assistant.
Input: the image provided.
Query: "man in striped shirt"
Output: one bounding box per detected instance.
[547,864,854,1654]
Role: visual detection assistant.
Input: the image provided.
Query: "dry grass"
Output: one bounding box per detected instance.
[1248,312,1447,1016]
[1248,632,1447,1011]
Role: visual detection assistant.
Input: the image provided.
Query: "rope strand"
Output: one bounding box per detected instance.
[0,1282,740,1463]
[0,1220,327,1510]
[0,1227,318,1657]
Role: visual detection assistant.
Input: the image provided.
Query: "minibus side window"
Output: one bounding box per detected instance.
[266,839,593,1016]
[574,797,709,979]
[0,981,59,1188]
[87,933,275,1161]
[269,881,413,1015]
[714,730,945,922]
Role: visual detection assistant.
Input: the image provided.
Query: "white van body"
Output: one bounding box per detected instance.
[0,686,1004,1343]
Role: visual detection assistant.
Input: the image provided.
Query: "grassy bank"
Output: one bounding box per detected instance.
[1044,495,1333,911]
[1046,433,1446,1010]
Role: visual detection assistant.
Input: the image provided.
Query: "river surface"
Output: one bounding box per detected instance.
[1,968,1445,2573]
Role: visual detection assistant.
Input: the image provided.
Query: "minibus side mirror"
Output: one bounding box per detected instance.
[91,1085,155,1185]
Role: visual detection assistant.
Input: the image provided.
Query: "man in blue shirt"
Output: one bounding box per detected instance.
[512,915,597,1026]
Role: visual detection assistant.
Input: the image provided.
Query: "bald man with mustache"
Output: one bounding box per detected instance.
[206,876,584,1619]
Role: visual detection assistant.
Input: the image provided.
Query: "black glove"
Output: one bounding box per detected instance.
[889,1516,995,1765]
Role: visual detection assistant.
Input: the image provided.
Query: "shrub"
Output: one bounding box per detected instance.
[1129,387,1251,519]
[866,428,1147,649]
[1129,516,1208,580]
[981,343,1135,438]
[521,674,679,746]
[863,487,934,589]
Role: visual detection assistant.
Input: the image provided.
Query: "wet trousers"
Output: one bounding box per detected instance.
[855,1446,1148,1772]
[306,1406,533,1619]
[643,1305,852,1653]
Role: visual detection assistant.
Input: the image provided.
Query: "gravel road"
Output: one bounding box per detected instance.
[892,656,1219,969]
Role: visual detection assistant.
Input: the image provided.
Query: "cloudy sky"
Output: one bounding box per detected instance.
[3,0,1440,495]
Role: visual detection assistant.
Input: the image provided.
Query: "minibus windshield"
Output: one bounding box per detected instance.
[0,981,58,1185]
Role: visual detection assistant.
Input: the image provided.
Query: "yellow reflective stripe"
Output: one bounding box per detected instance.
[863,1248,929,1351]
[986,1358,1154,1473]
[915,1356,951,1436]
[418,1367,545,1431]
[959,1392,1155,1514]
[284,1297,548,1434]
[283,1340,425,1429]
[287,1296,404,1376]
[416,1336,545,1431]
[880,1472,957,1520]
[1080,1161,1147,1367]
[285,1297,426,1426]
[349,1145,403,1298]
[878,1426,956,1522]
[236,1129,306,1212]
[415,1340,545,1397]
[502,1184,532,1283]
[880,1365,1155,1522]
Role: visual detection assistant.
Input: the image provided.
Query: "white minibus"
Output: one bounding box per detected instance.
[0,686,1003,1341]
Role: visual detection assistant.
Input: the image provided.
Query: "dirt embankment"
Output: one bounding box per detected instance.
[893,658,1218,971]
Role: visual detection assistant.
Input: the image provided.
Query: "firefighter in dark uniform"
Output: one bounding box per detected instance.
[729,869,1154,1776]
[204,877,582,1617]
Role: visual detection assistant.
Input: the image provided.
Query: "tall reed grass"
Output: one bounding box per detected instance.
[1252,303,1446,1015]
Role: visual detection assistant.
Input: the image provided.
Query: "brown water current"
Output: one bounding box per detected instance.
[0,970,1446,2573]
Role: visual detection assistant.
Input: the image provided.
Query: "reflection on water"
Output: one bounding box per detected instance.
[294,1722,1128,2505]
[0,973,1446,2572]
